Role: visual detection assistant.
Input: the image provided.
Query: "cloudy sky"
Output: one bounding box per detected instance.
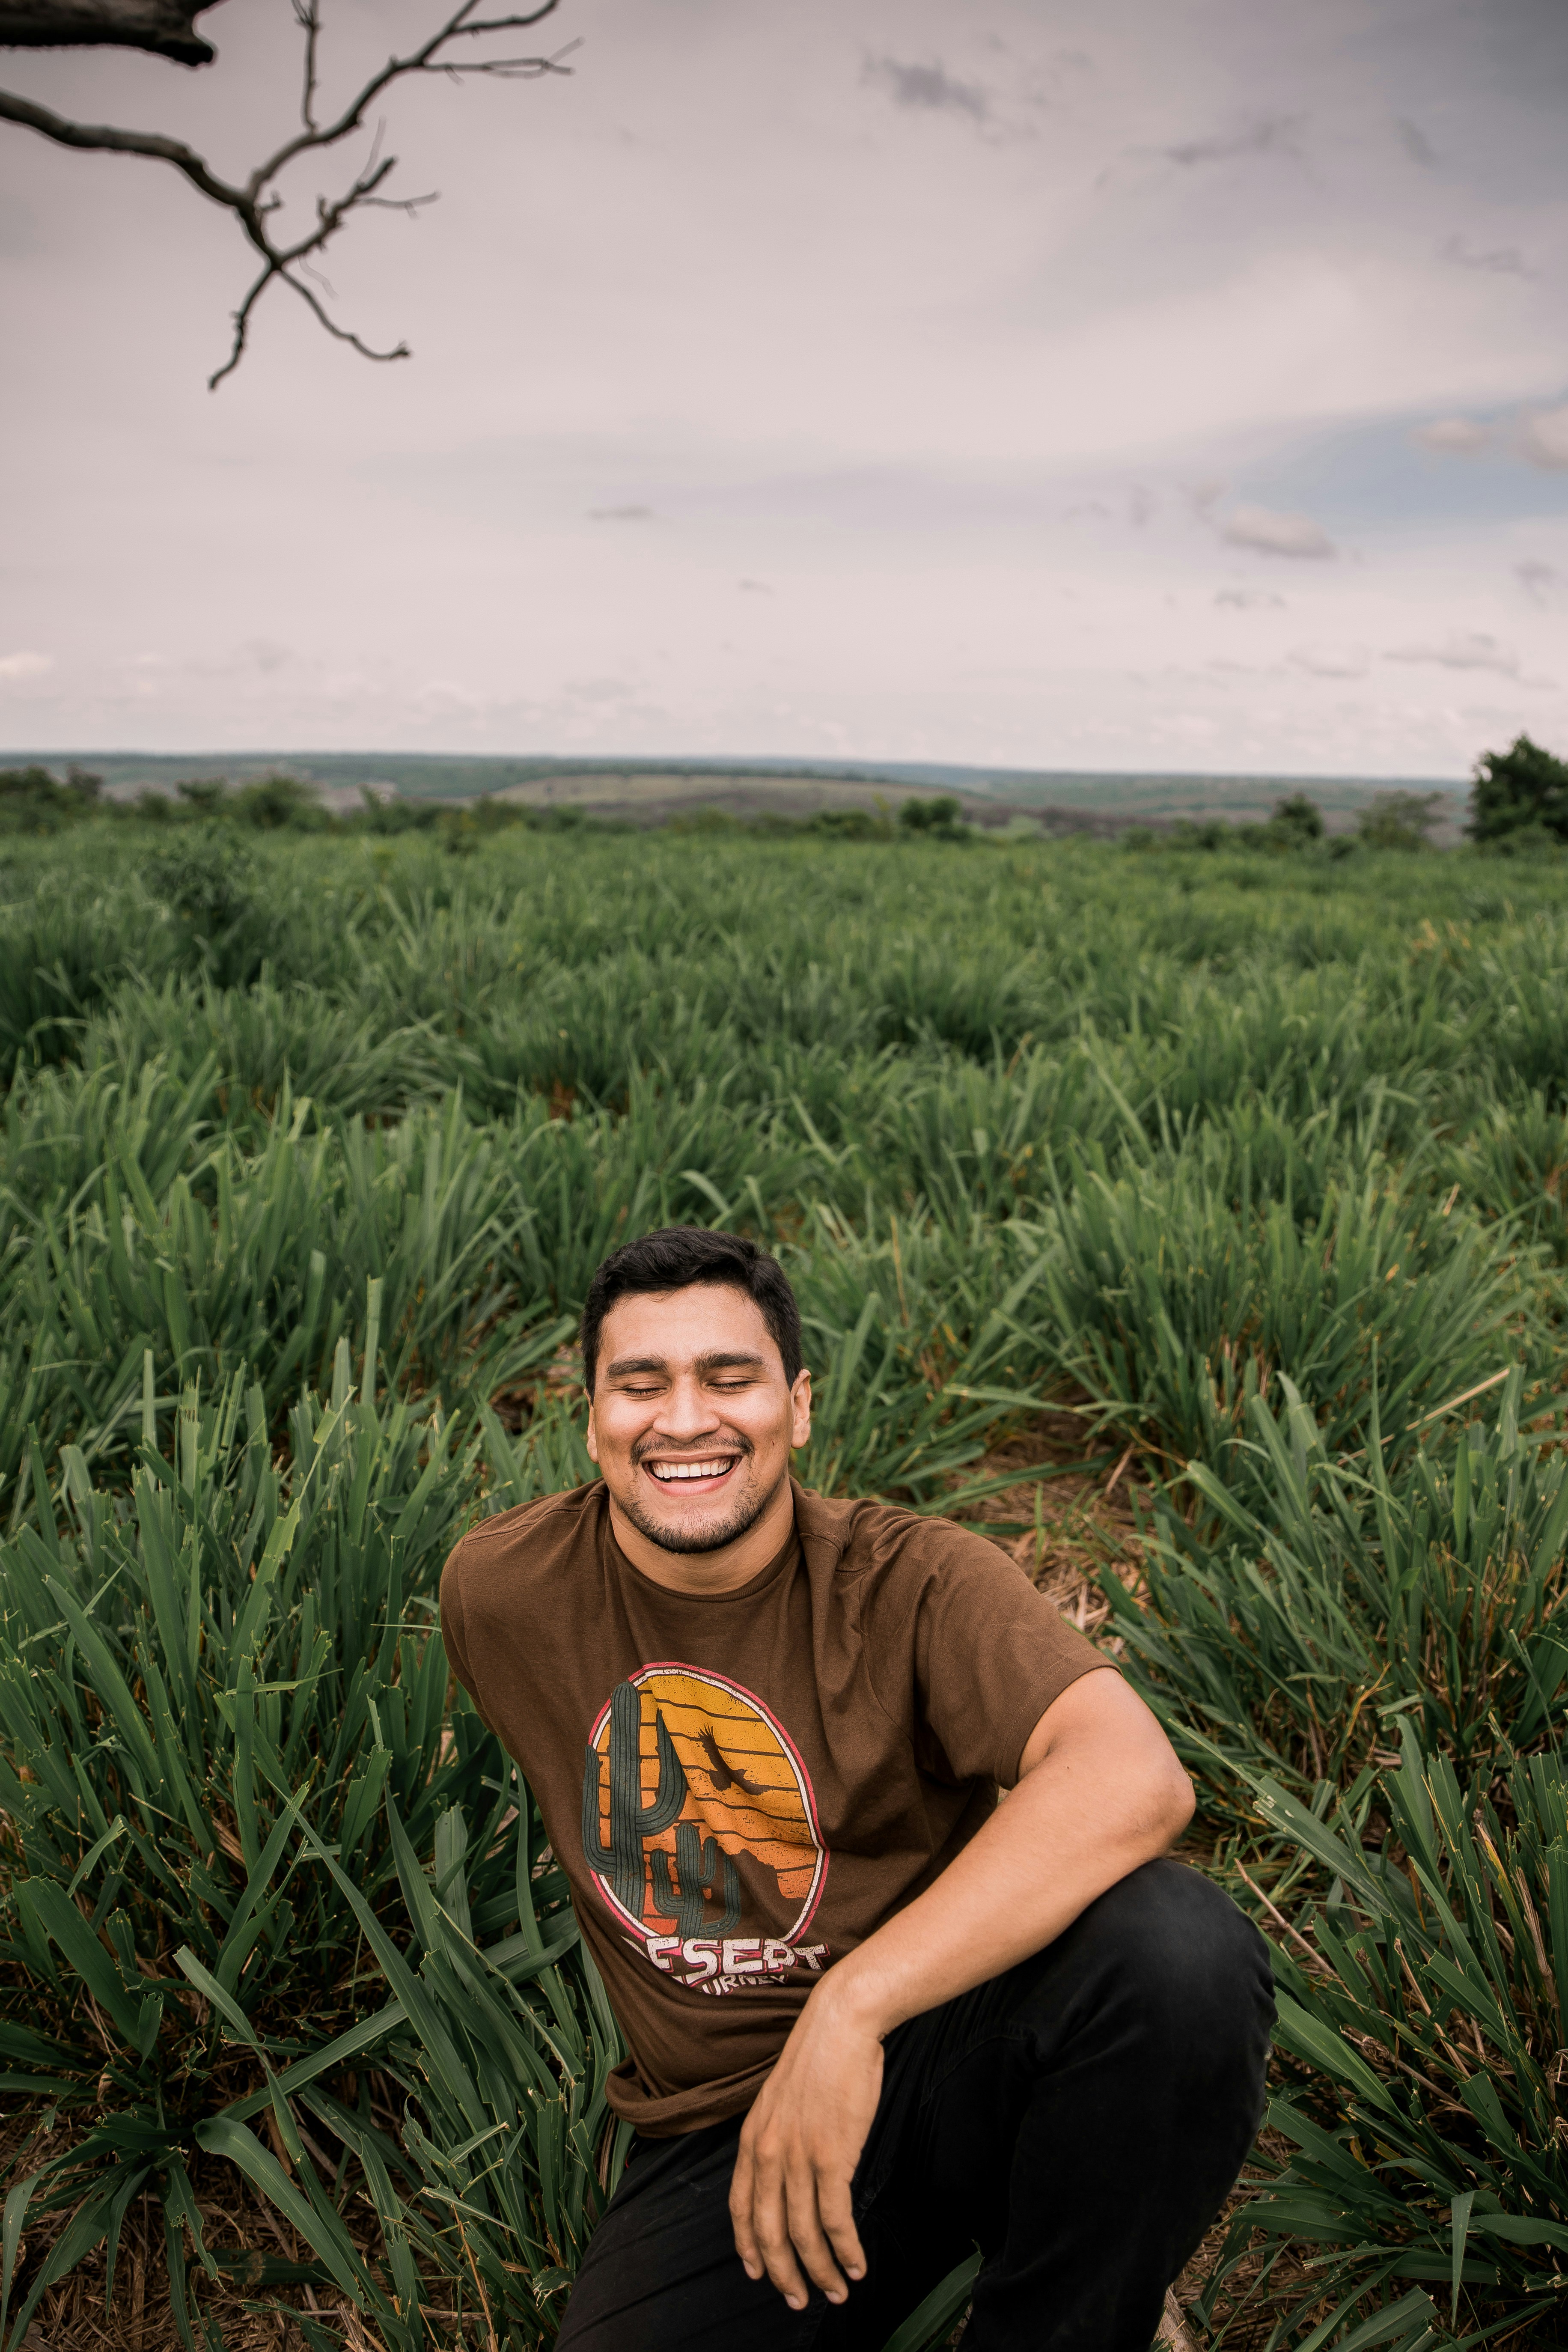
[2,0,1567,775]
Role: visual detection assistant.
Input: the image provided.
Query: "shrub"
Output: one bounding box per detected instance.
[229,775,331,832]
[1357,791,1445,851]
[1196,1724,1568,2348]
[142,827,259,942]
[1102,1370,1568,1830]
[897,795,967,839]
[1468,734,1568,846]
[0,766,102,838]
[0,1351,524,2342]
[1270,795,1326,847]
[809,806,888,838]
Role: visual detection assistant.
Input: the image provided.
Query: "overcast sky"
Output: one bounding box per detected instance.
[3,0,1567,775]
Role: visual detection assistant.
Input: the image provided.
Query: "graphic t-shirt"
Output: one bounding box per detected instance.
[438,1478,1107,2134]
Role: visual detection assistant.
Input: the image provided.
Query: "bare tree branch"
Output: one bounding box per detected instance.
[0,0,572,386]
[0,83,242,201]
[0,1,222,67]
[293,0,320,131]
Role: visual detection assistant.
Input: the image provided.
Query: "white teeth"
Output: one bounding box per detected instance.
[647,1459,737,1483]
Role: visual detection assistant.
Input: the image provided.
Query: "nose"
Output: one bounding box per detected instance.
[651,1374,723,1445]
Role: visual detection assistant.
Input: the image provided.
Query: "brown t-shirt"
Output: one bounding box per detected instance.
[439,1477,1107,2135]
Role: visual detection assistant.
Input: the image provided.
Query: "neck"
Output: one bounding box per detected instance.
[607,1471,796,1596]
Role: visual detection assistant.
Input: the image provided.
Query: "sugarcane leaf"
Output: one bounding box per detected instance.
[881,2250,982,2352]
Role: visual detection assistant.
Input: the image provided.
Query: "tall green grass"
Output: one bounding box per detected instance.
[3,820,1568,2347]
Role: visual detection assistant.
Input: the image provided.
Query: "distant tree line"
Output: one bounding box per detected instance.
[1160,789,1449,858]
[3,741,1565,851]
[0,770,976,847]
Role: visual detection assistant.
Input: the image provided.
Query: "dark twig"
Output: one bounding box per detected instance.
[0,0,569,387]
[293,0,321,131]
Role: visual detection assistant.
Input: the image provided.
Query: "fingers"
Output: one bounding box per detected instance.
[783,2164,851,2304]
[816,2168,868,2287]
[729,2134,762,2281]
[736,2139,811,2310]
[731,2126,863,2310]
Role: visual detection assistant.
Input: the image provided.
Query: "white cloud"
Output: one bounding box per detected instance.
[862,56,990,124]
[1385,632,1519,675]
[1155,117,1303,168]
[1291,642,1369,679]
[1215,588,1285,608]
[240,638,292,674]
[1441,234,1532,279]
[1416,415,1490,455]
[1520,404,1568,470]
[1517,559,1559,606]
[1221,505,1336,559]
[0,650,53,681]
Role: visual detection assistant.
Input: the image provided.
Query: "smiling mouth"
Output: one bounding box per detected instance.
[643,1456,741,1487]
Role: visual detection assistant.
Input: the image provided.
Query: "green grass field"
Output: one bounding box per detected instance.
[2,821,1566,2351]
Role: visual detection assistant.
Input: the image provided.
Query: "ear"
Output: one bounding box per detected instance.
[789,1367,812,1450]
[585,1395,600,1464]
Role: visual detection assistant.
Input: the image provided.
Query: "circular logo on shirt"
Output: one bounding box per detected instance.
[581,1664,828,1985]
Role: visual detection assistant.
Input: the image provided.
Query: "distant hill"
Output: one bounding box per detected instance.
[3,751,1467,833]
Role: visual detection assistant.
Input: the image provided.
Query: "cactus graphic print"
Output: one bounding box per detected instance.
[582,1668,830,1994]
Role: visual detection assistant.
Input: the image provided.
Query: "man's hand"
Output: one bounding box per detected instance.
[728,1977,881,2310]
[728,1668,1193,2304]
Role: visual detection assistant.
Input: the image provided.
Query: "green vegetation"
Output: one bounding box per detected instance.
[1467,735,1568,854]
[0,763,107,836]
[2,818,1568,2347]
[1357,791,1446,853]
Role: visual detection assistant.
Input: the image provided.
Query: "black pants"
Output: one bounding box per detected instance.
[557,1859,1274,2352]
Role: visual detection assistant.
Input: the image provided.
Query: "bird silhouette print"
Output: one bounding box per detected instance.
[698,1724,763,1796]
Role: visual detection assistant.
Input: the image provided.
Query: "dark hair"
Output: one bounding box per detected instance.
[580,1227,803,1393]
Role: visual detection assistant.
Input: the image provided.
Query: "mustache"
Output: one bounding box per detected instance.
[631,1435,755,1469]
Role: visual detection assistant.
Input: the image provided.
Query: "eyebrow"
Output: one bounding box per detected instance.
[603,1350,769,1379]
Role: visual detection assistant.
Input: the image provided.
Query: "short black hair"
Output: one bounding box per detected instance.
[580,1227,803,1394]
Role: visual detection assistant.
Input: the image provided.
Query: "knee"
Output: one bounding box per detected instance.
[1069,1859,1275,2055]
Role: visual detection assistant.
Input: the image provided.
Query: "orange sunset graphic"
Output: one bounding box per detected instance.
[582,1666,826,1945]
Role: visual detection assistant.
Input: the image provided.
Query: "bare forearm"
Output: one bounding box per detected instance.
[729,1671,1194,2309]
[814,1675,1192,2040]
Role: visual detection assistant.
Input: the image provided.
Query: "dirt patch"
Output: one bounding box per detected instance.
[949,1405,1152,1636]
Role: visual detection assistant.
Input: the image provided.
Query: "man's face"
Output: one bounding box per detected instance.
[585,1283,812,1556]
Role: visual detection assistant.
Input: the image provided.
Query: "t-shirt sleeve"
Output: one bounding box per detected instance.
[900,1526,1113,1787]
[439,1543,500,1736]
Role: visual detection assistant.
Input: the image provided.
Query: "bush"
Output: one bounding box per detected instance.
[1102,1370,1568,1828]
[897,794,967,840]
[0,765,102,838]
[809,806,889,838]
[1468,734,1568,846]
[1197,1723,1568,2348]
[142,827,259,942]
[0,1352,532,2342]
[1270,795,1326,847]
[1357,791,1444,851]
[230,774,330,831]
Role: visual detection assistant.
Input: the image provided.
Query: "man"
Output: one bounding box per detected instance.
[440,1227,1273,2351]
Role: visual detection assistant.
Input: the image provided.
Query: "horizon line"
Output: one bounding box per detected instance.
[1,750,1471,786]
